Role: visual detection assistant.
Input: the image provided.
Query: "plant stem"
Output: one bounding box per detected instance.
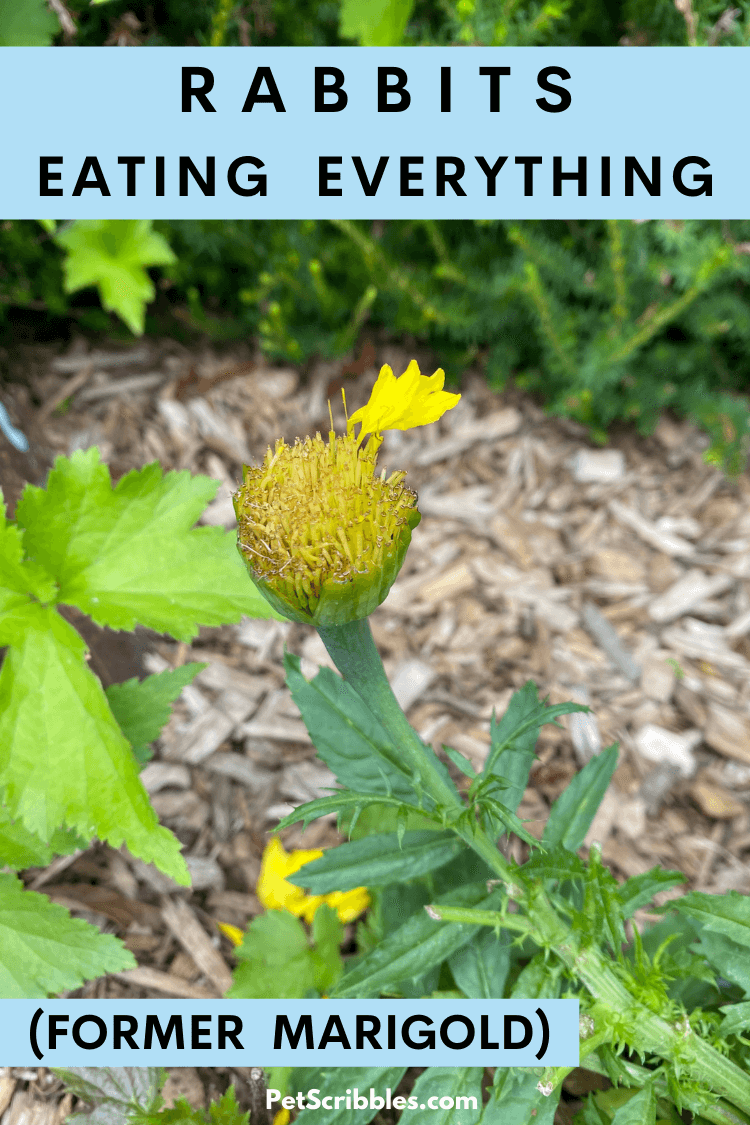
[317,617,750,1122]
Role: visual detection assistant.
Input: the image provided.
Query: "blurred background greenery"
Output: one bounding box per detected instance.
[2,0,750,472]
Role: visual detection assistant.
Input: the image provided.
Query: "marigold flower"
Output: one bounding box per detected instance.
[257,837,370,924]
[234,360,460,625]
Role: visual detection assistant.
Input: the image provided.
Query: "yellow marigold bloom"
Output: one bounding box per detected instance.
[234,359,459,626]
[347,359,460,442]
[257,837,370,925]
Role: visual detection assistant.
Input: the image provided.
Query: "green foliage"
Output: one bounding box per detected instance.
[227,905,344,999]
[55,221,176,336]
[272,648,750,1125]
[340,0,416,45]
[3,215,750,471]
[0,448,277,995]
[0,0,57,45]
[53,1067,165,1125]
[288,830,465,892]
[0,873,135,996]
[106,663,207,766]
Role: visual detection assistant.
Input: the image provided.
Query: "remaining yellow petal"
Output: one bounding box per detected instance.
[217,921,245,947]
[324,886,372,923]
[347,360,460,440]
[273,1110,290,1125]
[256,838,370,925]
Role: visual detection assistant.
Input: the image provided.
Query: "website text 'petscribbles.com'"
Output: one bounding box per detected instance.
[268,1088,479,1114]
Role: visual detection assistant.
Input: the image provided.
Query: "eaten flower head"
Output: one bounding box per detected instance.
[234,360,460,625]
[257,837,370,924]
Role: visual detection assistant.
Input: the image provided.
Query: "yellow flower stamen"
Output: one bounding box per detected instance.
[234,359,459,625]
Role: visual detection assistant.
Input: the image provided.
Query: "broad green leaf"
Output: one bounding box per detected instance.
[311,903,345,994]
[285,653,423,802]
[291,1068,407,1125]
[54,1067,165,1125]
[56,221,176,335]
[106,663,206,765]
[671,889,750,951]
[289,831,464,893]
[16,449,279,639]
[0,872,135,997]
[0,805,83,870]
[480,1069,559,1125]
[340,0,415,45]
[333,883,504,998]
[449,928,511,999]
[510,950,562,999]
[398,1069,483,1125]
[691,930,750,996]
[228,910,316,999]
[0,497,56,624]
[610,1081,657,1125]
[0,0,57,44]
[0,603,188,883]
[618,867,687,919]
[542,743,619,852]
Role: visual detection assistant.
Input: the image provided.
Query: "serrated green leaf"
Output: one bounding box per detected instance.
[0,603,188,883]
[106,663,206,765]
[510,950,562,999]
[0,805,83,870]
[140,1087,249,1125]
[275,791,435,833]
[0,873,135,996]
[284,652,424,802]
[618,867,687,919]
[671,889,750,951]
[399,1068,482,1125]
[291,1068,407,1125]
[718,1000,750,1038]
[340,0,415,45]
[333,883,504,998]
[56,221,176,335]
[610,1080,657,1125]
[0,0,57,44]
[480,1069,559,1125]
[484,683,587,819]
[449,928,511,999]
[289,831,464,893]
[16,449,279,639]
[0,500,37,625]
[522,846,587,884]
[58,1067,165,1125]
[228,910,316,999]
[443,745,477,779]
[584,846,626,952]
[542,743,619,852]
[692,930,750,996]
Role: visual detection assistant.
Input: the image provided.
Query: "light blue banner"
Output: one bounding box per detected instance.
[0,46,747,218]
[6,999,579,1065]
